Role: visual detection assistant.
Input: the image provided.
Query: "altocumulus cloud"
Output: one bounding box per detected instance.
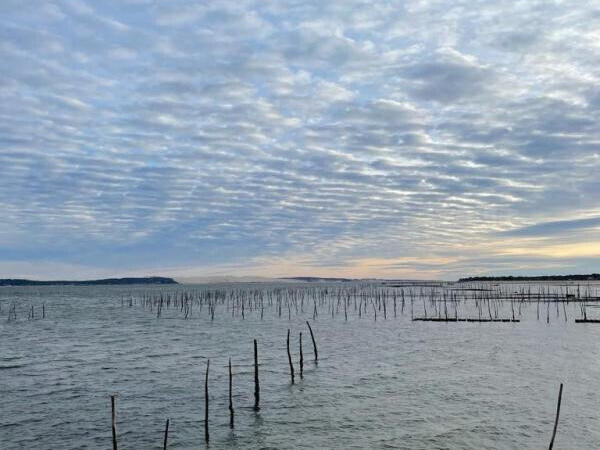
[1,0,600,280]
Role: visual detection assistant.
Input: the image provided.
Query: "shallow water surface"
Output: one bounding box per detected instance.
[2,282,600,449]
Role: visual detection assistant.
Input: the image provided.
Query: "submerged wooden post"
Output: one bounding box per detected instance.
[204,360,210,443]
[228,357,234,428]
[253,339,260,411]
[287,329,295,384]
[111,395,117,450]
[306,321,318,362]
[549,383,563,449]
[163,419,169,450]
[299,332,304,379]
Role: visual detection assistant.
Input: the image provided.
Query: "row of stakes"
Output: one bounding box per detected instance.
[5,303,46,322]
[108,319,565,450]
[109,321,319,449]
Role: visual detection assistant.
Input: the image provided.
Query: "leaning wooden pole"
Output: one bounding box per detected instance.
[111,395,117,450]
[253,339,260,411]
[306,321,318,362]
[204,360,210,443]
[548,383,563,450]
[228,357,234,428]
[299,332,304,379]
[163,419,169,450]
[287,329,295,384]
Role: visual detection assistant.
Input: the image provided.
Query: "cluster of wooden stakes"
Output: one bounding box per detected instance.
[109,321,319,449]
[4,302,46,322]
[106,318,565,450]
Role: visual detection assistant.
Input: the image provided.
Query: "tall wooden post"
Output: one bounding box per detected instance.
[306,321,318,362]
[253,340,260,411]
[228,358,234,428]
[287,329,295,384]
[204,360,210,443]
[549,383,563,449]
[111,395,117,450]
[163,419,169,450]
[299,332,304,379]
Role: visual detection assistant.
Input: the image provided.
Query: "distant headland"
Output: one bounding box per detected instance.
[0,277,178,286]
[458,274,600,282]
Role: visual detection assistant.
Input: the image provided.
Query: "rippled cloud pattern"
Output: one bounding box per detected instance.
[1,1,600,279]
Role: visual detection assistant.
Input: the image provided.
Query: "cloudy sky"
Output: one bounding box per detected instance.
[1,1,600,280]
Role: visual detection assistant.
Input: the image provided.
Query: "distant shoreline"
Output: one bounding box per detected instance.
[3,274,599,286]
[280,276,355,282]
[458,274,600,282]
[0,277,178,286]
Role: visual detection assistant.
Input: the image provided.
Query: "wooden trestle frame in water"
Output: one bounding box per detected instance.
[412,318,520,322]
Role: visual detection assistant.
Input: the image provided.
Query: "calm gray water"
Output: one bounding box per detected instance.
[2,282,600,449]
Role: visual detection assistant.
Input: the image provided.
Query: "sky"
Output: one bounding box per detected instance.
[1,0,600,281]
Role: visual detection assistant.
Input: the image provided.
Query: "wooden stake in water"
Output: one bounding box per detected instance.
[287,329,295,384]
[253,339,260,411]
[228,357,234,428]
[163,419,169,450]
[111,395,117,450]
[204,360,210,443]
[306,321,318,362]
[299,332,304,379]
[549,383,563,450]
